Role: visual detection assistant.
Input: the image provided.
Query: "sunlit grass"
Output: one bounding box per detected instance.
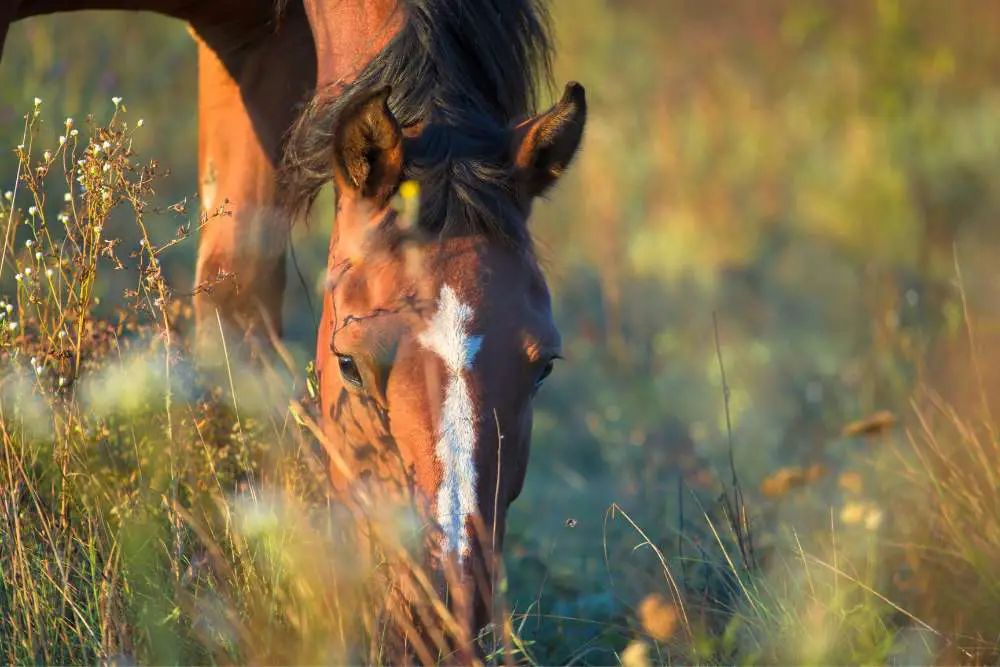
[6,5,1000,657]
[0,102,476,665]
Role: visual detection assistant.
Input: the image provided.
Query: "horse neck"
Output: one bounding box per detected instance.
[303,0,402,88]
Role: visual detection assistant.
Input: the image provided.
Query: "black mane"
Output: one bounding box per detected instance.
[279,0,554,247]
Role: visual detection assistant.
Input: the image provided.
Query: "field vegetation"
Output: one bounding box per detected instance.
[3,1,1000,664]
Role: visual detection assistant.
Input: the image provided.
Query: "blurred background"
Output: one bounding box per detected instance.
[4,0,1000,661]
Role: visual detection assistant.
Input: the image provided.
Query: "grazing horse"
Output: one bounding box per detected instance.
[2,0,586,659]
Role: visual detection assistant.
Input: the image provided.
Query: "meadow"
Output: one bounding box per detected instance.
[3,1,1000,664]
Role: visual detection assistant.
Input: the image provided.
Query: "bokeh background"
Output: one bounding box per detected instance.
[4,1,1000,661]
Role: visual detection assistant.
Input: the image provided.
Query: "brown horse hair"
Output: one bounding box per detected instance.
[278,0,555,251]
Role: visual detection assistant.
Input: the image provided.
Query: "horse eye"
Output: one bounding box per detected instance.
[535,359,555,390]
[337,354,364,388]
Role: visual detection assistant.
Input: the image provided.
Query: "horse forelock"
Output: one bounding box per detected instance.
[278,0,554,251]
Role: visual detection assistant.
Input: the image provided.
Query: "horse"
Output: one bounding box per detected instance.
[2,0,587,660]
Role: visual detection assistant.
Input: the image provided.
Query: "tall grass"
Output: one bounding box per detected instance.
[4,95,1000,666]
[0,100,487,666]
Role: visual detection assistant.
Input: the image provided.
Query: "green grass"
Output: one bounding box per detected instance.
[0,104,444,665]
[3,103,1000,665]
[5,1,1000,663]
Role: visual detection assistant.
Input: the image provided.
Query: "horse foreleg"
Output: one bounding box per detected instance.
[190,6,316,368]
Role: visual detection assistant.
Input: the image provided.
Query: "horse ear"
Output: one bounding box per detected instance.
[514,81,587,198]
[332,86,403,204]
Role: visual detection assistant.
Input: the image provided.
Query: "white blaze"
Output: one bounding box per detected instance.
[418,284,483,562]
